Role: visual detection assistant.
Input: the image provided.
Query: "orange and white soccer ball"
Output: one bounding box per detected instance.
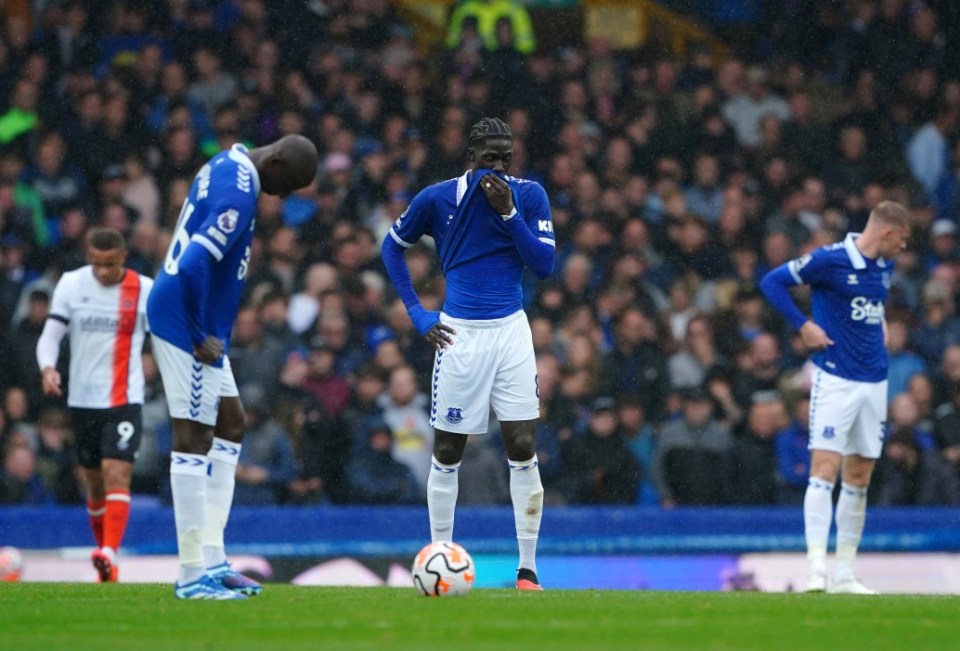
[411,541,475,596]
[0,546,23,582]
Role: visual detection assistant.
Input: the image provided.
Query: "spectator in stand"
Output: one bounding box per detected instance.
[560,396,640,505]
[378,364,432,495]
[446,0,535,54]
[599,307,667,422]
[871,427,960,506]
[232,385,296,506]
[0,442,53,505]
[721,65,791,148]
[906,101,958,221]
[653,386,733,507]
[730,395,790,505]
[346,419,420,504]
[886,315,928,399]
[776,393,812,505]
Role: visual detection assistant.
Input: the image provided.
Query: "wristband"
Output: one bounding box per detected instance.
[500,207,518,221]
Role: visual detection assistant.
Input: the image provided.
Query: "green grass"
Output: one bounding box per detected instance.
[0,584,957,651]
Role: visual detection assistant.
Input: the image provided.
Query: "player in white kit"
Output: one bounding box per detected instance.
[760,201,911,594]
[381,117,555,590]
[36,228,153,583]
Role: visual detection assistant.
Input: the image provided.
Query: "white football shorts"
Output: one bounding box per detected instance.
[808,366,888,459]
[152,336,239,426]
[430,310,540,434]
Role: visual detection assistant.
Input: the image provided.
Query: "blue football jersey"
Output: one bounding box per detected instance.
[147,144,259,365]
[786,233,894,382]
[388,171,554,319]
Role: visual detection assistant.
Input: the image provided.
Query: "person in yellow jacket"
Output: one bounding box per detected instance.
[446,0,535,54]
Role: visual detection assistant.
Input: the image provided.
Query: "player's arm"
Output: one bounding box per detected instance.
[36,278,72,397]
[182,171,256,363]
[176,244,222,363]
[481,175,554,279]
[380,189,455,349]
[759,254,834,351]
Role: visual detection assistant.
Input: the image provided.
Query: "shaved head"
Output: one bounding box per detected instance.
[275,135,319,187]
[249,134,319,197]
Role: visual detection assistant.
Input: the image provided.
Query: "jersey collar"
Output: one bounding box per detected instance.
[844,232,887,269]
[228,143,262,196]
[456,171,469,206]
[843,232,866,270]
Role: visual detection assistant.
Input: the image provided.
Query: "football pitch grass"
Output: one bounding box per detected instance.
[0,584,957,651]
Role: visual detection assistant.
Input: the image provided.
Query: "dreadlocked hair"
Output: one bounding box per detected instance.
[468,117,512,145]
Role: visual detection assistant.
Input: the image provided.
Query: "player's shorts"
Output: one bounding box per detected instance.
[808,366,888,459]
[71,404,142,469]
[430,310,540,434]
[152,336,239,426]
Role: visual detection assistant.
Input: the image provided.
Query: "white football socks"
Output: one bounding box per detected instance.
[835,482,868,582]
[427,456,460,543]
[203,437,241,569]
[804,477,834,577]
[509,455,543,575]
[170,452,208,585]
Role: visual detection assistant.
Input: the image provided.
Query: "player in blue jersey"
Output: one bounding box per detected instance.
[760,200,911,595]
[381,117,555,590]
[147,135,317,600]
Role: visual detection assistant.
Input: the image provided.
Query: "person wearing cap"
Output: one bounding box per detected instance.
[380,116,554,590]
[760,200,912,594]
[652,385,733,508]
[559,396,639,505]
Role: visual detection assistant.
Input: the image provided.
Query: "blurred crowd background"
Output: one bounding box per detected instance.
[3,0,960,510]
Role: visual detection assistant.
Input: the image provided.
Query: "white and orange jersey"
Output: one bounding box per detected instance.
[48,266,153,409]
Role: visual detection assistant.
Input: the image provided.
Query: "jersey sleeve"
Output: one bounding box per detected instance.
[190,162,257,261]
[48,272,75,324]
[388,188,433,248]
[522,182,555,248]
[787,247,832,286]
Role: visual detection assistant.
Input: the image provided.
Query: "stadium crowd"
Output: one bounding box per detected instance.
[3,0,960,509]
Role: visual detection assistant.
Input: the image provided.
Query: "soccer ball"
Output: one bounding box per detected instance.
[0,546,23,582]
[411,541,475,597]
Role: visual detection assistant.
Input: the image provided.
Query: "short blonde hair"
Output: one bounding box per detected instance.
[868,200,911,229]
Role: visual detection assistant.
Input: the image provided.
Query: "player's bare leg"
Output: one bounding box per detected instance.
[88,460,133,582]
[204,396,261,595]
[804,449,841,592]
[502,419,544,591]
[81,468,107,578]
[82,467,106,546]
[831,454,878,594]
[428,430,468,543]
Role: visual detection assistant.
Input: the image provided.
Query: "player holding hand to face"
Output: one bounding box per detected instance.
[381,117,555,590]
[760,201,911,595]
[147,135,317,600]
[36,228,153,583]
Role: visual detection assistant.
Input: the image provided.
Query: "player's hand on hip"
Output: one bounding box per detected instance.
[799,320,834,351]
[480,174,514,217]
[425,322,456,350]
[40,367,62,397]
[193,336,224,365]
